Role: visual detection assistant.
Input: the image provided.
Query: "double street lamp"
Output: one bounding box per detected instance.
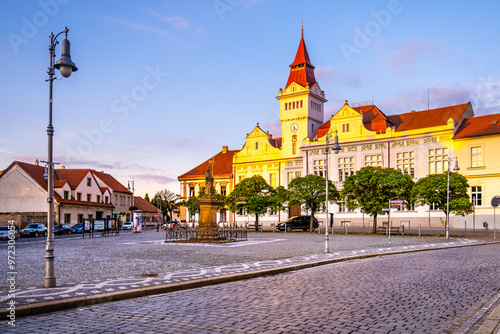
[324,130,341,253]
[45,27,77,288]
[446,156,459,240]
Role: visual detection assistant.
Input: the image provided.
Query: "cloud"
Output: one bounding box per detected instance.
[131,173,177,184]
[386,38,441,72]
[315,65,361,87]
[145,8,190,30]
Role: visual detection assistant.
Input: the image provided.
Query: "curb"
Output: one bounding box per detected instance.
[3,240,499,320]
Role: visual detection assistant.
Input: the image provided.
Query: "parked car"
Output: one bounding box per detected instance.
[20,223,48,237]
[71,223,84,234]
[54,224,71,235]
[276,216,319,232]
[122,222,133,230]
[0,226,18,240]
[162,221,184,229]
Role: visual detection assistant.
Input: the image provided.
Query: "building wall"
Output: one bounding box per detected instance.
[0,166,47,213]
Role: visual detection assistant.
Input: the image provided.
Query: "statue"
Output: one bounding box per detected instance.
[205,166,214,195]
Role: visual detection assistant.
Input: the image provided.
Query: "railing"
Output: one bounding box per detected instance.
[165,226,247,243]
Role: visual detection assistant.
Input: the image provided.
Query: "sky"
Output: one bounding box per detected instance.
[1,0,500,198]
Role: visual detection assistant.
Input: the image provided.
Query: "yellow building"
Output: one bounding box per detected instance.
[179,30,500,231]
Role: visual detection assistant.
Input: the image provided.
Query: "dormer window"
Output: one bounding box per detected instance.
[87,178,91,186]
[343,124,350,132]
[64,191,69,200]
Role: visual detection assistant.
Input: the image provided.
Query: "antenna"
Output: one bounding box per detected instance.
[427,88,430,109]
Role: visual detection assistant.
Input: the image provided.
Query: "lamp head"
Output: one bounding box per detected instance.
[54,38,78,77]
[331,131,341,154]
[453,158,460,172]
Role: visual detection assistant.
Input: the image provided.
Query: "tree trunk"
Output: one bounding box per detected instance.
[310,213,315,232]
[372,213,378,234]
[255,214,259,230]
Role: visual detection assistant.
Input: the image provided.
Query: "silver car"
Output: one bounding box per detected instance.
[0,226,19,240]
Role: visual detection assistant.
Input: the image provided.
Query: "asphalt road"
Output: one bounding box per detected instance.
[1,242,498,333]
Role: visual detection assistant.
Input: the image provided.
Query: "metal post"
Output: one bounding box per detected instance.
[324,132,329,254]
[494,207,497,240]
[446,163,450,240]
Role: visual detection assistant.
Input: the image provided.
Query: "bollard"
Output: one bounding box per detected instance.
[419,225,421,237]
[345,224,348,235]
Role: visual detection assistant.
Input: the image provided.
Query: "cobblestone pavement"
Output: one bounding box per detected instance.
[1,243,498,333]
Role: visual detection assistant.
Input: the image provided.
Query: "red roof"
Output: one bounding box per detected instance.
[454,113,500,138]
[92,171,131,193]
[387,102,471,131]
[133,196,159,213]
[54,169,90,189]
[178,149,238,180]
[353,105,393,133]
[285,30,317,89]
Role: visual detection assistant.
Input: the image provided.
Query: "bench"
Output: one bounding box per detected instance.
[246,223,262,231]
[376,225,404,235]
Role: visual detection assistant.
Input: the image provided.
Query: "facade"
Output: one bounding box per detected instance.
[0,161,132,228]
[133,196,161,225]
[178,30,500,230]
[92,170,133,224]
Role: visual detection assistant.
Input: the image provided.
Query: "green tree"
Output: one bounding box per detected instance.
[412,172,473,224]
[288,174,339,232]
[341,166,414,234]
[181,188,227,221]
[144,193,150,202]
[226,175,273,229]
[269,186,290,215]
[154,189,181,222]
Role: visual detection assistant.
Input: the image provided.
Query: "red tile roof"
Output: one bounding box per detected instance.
[54,169,90,190]
[454,113,500,138]
[353,105,393,133]
[92,171,131,193]
[133,196,159,213]
[285,30,317,89]
[178,149,238,180]
[387,102,471,131]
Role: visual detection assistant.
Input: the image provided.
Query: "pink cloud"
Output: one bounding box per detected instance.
[387,39,441,71]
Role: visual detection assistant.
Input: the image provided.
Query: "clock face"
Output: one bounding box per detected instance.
[290,123,298,132]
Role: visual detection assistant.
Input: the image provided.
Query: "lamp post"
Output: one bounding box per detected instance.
[128,180,135,225]
[446,157,459,240]
[324,130,341,253]
[45,27,77,288]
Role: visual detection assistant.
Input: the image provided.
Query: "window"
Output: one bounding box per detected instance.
[429,202,439,211]
[396,151,415,177]
[365,154,382,167]
[87,177,91,186]
[97,195,101,203]
[288,172,294,183]
[64,214,70,224]
[342,124,350,132]
[64,191,69,200]
[189,186,195,197]
[313,159,325,177]
[269,174,276,187]
[105,196,109,204]
[88,214,93,220]
[429,148,448,174]
[292,143,297,155]
[96,212,103,219]
[78,214,83,223]
[87,194,91,202]
[127,197,130,206]
[114,195,117,204]
[285,103,288,111]
[77,193,82,201]
[471,186,482,206]
[471,146,483,167]
[293,101,295,109]
[338,201,354,213]
[255,142,259,150]
[338,157,355,181]
[295,171,301,178]
[311,124,314,133]
[220,186,226,196]
[300,100,303,108]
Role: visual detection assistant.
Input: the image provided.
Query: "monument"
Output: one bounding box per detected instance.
[191,165,223,241]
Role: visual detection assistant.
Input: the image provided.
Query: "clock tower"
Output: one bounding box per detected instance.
[277,29,327,158]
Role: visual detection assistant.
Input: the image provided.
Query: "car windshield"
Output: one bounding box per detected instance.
[74,223,83,227]
[0,226,9,230]
[27,224,38,228]
[55,225,62,228]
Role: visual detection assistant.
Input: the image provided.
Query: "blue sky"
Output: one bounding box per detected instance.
[1,0,500,197]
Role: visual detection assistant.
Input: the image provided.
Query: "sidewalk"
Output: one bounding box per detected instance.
[1,232,499,333]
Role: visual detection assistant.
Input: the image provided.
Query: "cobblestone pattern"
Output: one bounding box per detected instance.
[0,238,480,305]
[1,244,498,333]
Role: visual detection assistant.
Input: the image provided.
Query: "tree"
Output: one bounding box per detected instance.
[181,188,227,221]
[144,193,150,202]
[154,189,181,222]
[412,172,473,224]
[226,175,273,229]
[341,166,414,234]
[269,186,290,215]
[288,174,339,232]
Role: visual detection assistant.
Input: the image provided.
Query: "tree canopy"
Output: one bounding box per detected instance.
[288,174,339,232]
[226,175,273,229]
[341,166,414,233]
[412,172,473,219]
[153,189,181,222]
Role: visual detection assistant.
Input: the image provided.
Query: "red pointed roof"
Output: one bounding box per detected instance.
[454,113,500,138]
[285,30,317,89]
[92,171,131,194]
[353,105,393,134]
[133,196,159,213]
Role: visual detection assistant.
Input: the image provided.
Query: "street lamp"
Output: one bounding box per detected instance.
[324,130,341,253]
[446,157,459,240]
[45,27,77,288]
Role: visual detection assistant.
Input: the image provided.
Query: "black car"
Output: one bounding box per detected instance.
[54,224,71,235]
[277,216,319,232]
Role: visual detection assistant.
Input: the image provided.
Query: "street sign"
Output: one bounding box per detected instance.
[491,195,500,208]
[391,200,404,204]
[382,208,390,212]
[155,213,159,218]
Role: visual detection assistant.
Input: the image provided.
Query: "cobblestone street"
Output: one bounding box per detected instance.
[0,231,498,333]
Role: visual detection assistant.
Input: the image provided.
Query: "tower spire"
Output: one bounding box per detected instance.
[285,27,317,89]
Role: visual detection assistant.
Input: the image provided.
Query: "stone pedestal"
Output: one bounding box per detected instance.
[191,193,224,242]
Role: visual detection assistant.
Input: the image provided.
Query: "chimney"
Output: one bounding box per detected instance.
[61,165,65,169]
[35,159,39,166]
[222,146,228,154]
